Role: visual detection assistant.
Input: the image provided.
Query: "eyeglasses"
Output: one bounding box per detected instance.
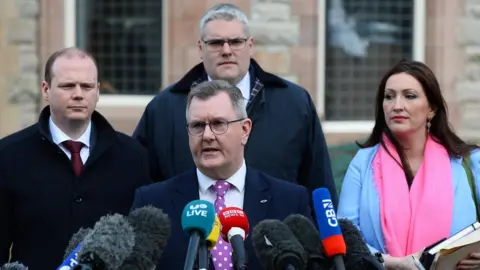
[186,118,245,136]
[202,38,248,52]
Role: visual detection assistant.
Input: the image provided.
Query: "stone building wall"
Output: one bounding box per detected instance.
[454,0,480,142]
[0,0,40,137]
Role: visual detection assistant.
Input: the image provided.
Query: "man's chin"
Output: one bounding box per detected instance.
[66,114,90,122]
[216,70,239,80]
[200,160,223,169]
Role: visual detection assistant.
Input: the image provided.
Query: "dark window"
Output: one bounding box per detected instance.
[76,0,163,95]
[325,0,414,120]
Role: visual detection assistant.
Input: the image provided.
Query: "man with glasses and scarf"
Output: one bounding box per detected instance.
[133,3,338,208]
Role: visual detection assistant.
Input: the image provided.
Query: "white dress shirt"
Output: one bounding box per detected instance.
[49,117,92,164]
[208,72,251,106]
[197,160,247,209]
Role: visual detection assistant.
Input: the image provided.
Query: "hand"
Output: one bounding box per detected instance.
[457,252,480,269]
[384,255,415,270]
[384,250,424,270]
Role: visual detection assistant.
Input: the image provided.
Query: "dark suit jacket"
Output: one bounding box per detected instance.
[130,166,313,269]
[0,106,152,269]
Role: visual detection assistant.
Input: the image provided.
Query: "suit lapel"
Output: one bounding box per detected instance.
[173,169,200,213]
[243,167,271,228]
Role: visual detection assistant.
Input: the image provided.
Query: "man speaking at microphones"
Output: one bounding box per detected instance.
[130,80,313,269]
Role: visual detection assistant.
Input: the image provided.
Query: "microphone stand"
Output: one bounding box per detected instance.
[197,241,209,270]
[332,256,346,270]
[232,248,248,270]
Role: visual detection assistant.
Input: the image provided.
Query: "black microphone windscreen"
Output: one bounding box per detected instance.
[64,227,92,260]
[0,262,28,270]
[339,218,384,270]
[76,213,135,269]
[283,214,330,270]
[252,219,308,270]
[118,205,171,270]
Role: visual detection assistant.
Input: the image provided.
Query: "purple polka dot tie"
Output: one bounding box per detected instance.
[210,181,234,270]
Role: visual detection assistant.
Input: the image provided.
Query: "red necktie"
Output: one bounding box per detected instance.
[63,140,84,176]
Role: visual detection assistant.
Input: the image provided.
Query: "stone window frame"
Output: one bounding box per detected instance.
[316,0,427,134]
[63,0,169,108]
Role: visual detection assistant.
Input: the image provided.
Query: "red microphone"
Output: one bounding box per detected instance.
[218,207,249,270]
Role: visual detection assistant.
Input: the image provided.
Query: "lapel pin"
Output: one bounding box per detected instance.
[260,199,268,203]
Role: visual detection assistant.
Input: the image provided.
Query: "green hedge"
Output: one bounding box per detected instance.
[328,142,359,195]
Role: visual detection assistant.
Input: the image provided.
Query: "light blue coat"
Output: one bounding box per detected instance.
[337,145,480,253]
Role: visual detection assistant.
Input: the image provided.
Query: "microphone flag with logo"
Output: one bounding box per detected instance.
[218,207,249,269]
[312,188,346,270]
[181,200,216,270]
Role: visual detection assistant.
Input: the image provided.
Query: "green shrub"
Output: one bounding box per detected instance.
[328,142,359,195]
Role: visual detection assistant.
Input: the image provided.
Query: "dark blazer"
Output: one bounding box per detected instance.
[0,106,152,270]
[133,59,338,208]
[130,166,312,270]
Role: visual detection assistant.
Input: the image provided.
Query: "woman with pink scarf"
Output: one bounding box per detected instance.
[337,60,480,269]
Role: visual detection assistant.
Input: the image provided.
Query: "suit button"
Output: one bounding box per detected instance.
[74,195,83,203]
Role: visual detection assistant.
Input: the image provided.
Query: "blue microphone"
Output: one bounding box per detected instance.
[57,244,81,270]
[181,200,216,270]
[312,188,346,270]
[57,227,92,270]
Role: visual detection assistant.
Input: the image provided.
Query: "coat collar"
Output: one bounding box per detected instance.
[170,58,287,93]
[37,105,118,167]
[173,166,271,227]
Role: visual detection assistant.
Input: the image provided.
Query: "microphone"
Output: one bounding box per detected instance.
[118,205,172,270]
[72,213,135,270]
[218,207,249,270]
[338,218,385,270]
[58,227,92,269]
[252,219,308,270]
[312,188,346,270]
[198,215,221,270]
[283,214,330,270]
[206,215,221,250]
[64,228,92,259]
[0,262,28,270]
[181,200,216,270]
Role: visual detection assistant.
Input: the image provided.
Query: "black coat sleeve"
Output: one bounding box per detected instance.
[132,101,164,182]
[298,95,338,209]
[0,173,13,264]
[136,143,153,188]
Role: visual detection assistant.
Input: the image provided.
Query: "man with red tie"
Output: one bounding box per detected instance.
[130,80,312,269]
[0,47,152,269]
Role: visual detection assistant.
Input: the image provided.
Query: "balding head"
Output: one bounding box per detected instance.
[44,47,98,85]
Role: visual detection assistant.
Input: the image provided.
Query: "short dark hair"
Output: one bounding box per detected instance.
[186,80,247,118]
[43,47,98,84]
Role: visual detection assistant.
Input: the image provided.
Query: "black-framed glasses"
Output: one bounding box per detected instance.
[186,118,245,136]
[202,38,248,52]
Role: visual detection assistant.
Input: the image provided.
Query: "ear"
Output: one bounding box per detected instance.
[96,82,100,103]
[428,107,436,121]
[247,37,254,57]
[241,118,252,146]
[197,39,204,60]
[41,81,50,102]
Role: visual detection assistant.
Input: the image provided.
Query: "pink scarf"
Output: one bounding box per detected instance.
[373,134,453,256]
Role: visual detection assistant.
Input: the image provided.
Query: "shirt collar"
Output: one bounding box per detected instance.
[49,116,92,148]
[197,160,246,193]
[207,72,250,102]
